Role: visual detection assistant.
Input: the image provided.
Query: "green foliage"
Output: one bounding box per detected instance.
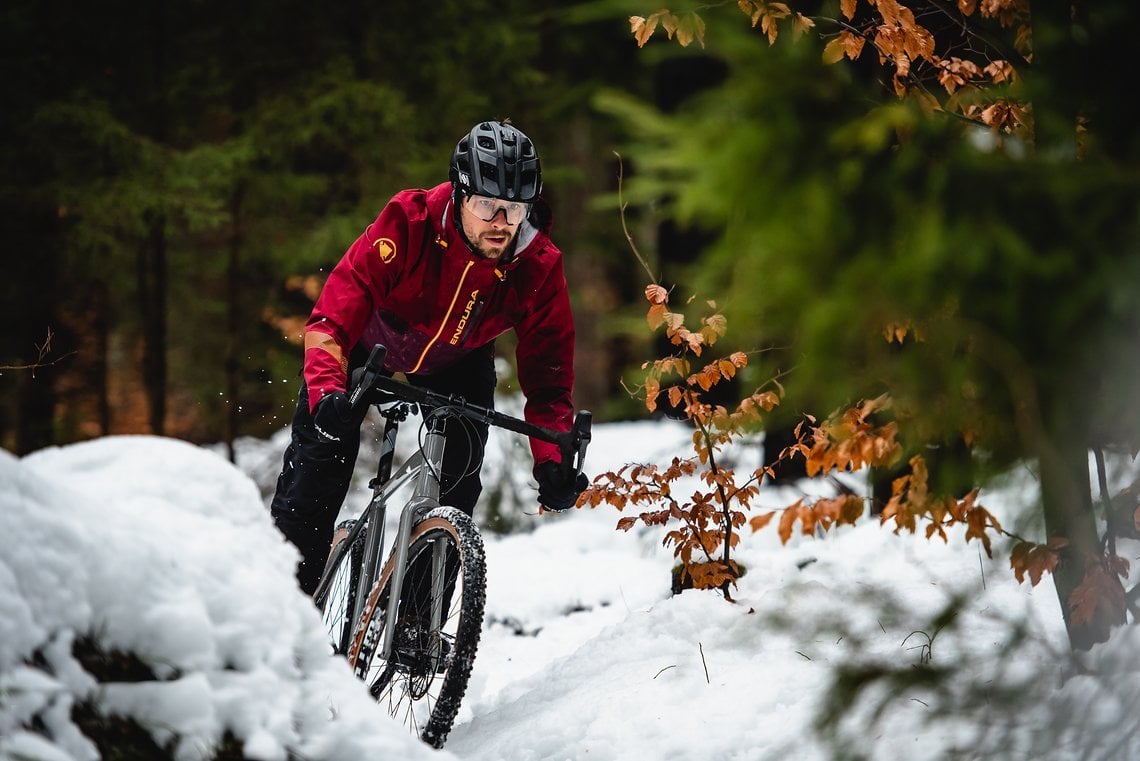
[0,0,654,449]
[599,10,1140,476]
[600,1,1140,652]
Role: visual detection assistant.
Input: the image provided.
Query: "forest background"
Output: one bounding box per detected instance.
[3,0,1139,655]
[1,0,679,455]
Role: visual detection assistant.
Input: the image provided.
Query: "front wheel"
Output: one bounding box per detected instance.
[315,519,363,656]
[348,506,486,748]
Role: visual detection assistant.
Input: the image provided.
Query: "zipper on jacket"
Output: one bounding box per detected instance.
[410,260,475,374]
[453,296,487,347]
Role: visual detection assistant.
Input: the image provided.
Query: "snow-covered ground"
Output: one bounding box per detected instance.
[3,411,1139,760]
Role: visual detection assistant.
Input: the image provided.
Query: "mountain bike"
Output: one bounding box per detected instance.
[311,344,592,748]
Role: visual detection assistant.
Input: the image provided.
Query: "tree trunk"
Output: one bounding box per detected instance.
[11,207,62,455]
[93,282,111,436]
[560,113,612,416]
[137,213,168,436]
[1040,440,1120,650]
[139,0,169,437]
[1029,1,1125,652]
[224,185,247,463]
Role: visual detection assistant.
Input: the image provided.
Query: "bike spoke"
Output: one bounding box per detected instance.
[350,509,485,748]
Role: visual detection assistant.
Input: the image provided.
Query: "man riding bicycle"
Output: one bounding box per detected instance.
[271,120,586,595]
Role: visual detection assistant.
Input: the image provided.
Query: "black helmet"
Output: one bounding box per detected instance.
[450,121,542,202]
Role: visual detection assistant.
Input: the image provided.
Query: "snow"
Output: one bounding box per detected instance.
[2,414,1139,760]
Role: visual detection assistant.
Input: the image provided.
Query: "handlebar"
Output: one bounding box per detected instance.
[349,344,591,478]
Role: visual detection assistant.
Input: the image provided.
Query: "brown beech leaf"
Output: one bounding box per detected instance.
[705,314,727,332]
[747,510,775,535]
[1009,539,1063,585]
[754,391,780,411]
[675,12,706,48]
[644,376,660,413]
[688,561,737,590]
[645,283,669,305]
[777,502,802,544]
[823,37,846,64]
[1069,562,1127,629]
[843,30,867,60]
[1108,553,1131,579]
[630,15,659,48]
[884,322,909,343]
[792,12,815,38]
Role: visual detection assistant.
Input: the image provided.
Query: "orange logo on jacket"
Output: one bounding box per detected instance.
[374,237,396,263]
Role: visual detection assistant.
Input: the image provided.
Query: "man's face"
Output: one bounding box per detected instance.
[458,194,526,260]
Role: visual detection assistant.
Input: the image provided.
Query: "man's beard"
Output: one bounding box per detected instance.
[475,230,514,259]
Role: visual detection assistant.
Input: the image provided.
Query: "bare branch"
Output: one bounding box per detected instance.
[0,328,74,376]
[613,151,658,284]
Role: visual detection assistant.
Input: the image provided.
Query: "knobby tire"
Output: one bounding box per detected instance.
[316,519,363,656]
[348,506,486,749]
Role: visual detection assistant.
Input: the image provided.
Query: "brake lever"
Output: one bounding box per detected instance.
[569,410,592,478]
[349,344,388,412]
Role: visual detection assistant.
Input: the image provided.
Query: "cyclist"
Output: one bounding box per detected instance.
[270,120,586,595]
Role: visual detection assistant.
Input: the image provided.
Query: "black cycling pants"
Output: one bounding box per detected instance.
[270,345,495,596]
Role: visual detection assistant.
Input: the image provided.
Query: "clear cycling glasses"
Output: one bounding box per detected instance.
[463,194,530,225]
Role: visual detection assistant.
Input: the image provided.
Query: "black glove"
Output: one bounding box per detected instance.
[535,461,588,512]
[312,391,363,444]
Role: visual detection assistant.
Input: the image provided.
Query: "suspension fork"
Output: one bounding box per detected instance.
[379,411,446,660]
[353,405,405,630]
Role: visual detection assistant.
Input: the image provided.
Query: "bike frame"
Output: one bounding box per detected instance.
[315,403,448,665]
[315,343,591,670]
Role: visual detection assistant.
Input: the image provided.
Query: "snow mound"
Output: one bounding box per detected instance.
[1,436,447,761]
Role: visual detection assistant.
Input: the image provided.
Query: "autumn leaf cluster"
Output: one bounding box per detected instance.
[582,285,780,596]
[630,0,1031,134]
[580,282,1112,608]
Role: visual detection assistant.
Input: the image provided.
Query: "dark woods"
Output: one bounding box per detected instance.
[0,0,657,456]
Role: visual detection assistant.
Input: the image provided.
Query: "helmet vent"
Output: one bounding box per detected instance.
[450,120,542,202]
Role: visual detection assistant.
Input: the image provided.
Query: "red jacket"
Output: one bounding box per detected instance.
[303,182,576,466]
